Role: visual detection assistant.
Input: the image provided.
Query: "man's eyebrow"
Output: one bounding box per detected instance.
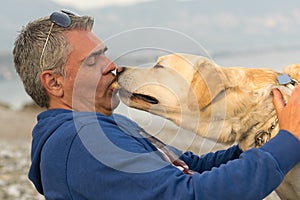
[82,46,108,63]
[88,46,108,58]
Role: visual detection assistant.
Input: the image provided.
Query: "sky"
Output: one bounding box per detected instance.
[51,0,154,10]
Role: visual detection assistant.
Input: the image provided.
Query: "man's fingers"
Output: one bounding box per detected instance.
[272,88,285,116]
[290,84,300,102]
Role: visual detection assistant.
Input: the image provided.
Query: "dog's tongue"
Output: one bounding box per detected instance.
[111,81,119,89]
[132,93,159,104]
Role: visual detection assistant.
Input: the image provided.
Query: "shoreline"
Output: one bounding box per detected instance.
[0,102,43,142]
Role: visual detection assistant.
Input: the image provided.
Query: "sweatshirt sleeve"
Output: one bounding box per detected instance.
[260,129,300,174]
[178,130,300,199]
[180,145,243,173]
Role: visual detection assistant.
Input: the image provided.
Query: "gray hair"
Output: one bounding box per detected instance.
[13,12,94,108]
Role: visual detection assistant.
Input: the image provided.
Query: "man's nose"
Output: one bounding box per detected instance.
[102,60,116,75]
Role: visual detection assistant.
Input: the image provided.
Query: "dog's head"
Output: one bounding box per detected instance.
[117,53,227,132]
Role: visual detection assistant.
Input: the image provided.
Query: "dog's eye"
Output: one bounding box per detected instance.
[153,64,164,69]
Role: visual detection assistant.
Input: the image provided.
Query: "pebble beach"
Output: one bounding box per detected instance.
[0,104,43,200]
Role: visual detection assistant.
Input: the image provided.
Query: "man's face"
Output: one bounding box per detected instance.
[62,30,119,115]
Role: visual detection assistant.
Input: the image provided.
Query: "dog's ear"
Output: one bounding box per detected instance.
[187,59,225,110]
[283,64,300,82]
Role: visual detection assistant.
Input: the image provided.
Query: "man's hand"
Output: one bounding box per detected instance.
[273,85,300,141]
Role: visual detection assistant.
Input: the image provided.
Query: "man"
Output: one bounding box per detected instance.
[13,10,300,200]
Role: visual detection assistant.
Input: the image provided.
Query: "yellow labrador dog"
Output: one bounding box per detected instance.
[117,53,300,199]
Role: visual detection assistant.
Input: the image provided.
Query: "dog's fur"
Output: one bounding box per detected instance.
[117,53,300,199]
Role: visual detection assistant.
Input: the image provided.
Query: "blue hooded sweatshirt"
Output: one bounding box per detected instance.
[29,109,300,200]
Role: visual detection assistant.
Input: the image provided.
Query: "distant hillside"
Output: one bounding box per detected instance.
[3,0,300,57]
[0,0,80,53]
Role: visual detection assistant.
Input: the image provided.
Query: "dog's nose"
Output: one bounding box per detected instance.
[116,67,127,77]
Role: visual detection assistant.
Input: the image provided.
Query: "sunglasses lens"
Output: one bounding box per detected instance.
[50,12,71,28]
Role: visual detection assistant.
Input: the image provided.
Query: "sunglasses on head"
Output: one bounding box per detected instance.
[39,10,78,70]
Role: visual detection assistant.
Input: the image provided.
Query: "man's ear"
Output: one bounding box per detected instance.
[40,70,64,97]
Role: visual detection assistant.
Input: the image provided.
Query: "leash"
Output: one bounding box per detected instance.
[254,74,298,147]
[139,129,195,175]
[255,118,278,148]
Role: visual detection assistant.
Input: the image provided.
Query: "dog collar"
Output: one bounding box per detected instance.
[255,118,278,148]
[277,74,299,89]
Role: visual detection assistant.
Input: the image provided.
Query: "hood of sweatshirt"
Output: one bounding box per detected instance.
[28,109,75,194]
[28,109,147,195]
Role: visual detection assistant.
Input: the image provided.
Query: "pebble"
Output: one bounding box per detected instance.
[0,141,44,200]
